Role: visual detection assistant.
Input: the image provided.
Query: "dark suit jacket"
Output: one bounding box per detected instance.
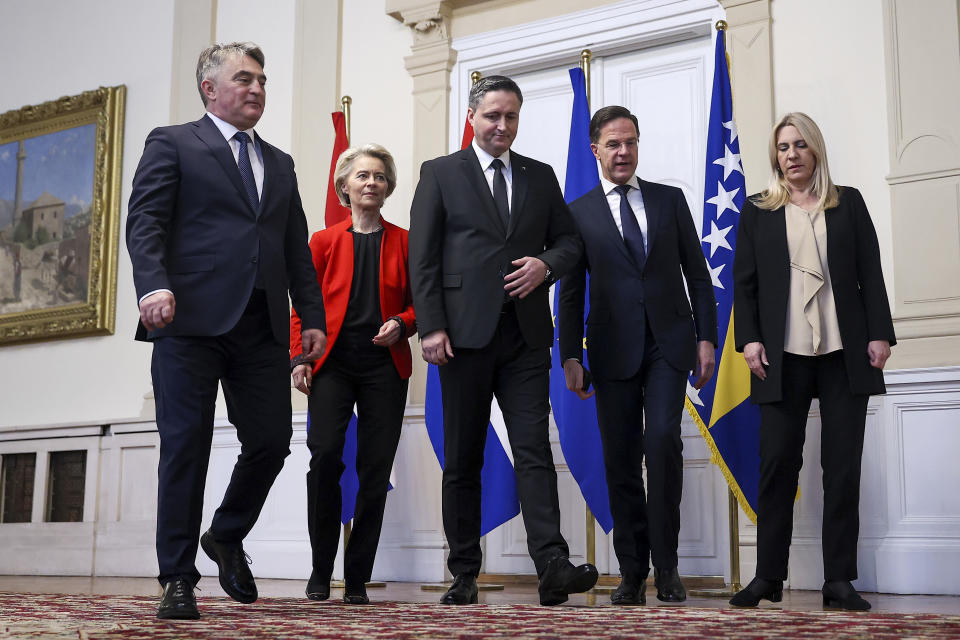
[558,179,717,379]
[126,114,324,346]
[409,146,582,349]
[289,217,416,378]
[733,186,896,403]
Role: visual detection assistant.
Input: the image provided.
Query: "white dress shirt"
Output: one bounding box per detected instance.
[472,139,513,212]
[138,113,265,306]
[600,174,648,254]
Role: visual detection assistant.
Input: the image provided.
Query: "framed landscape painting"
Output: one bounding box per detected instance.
[0,85,125,345]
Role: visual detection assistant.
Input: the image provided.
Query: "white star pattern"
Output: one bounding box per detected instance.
[686,381,704,406]
[702,220,733,258]
[722,120,738,145]
[713,145,744,181]
[705,182,741,219]
[708,260,726,289]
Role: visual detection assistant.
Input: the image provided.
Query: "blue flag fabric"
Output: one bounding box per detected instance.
[548,67,613,534]
[684,31,761,523]
[306,411,392,525]
[424,365,521,536]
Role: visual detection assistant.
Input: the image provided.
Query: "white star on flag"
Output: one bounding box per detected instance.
[706,182,740,219]
[702,220,733,258]
[686,381,704,407]
[713,145,744,181]
[708,260,726,289]
[722,120,738,144]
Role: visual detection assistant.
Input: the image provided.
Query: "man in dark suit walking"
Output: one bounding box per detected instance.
[558,105,717,605]
[127,42,326,620]
[409,76,596,606]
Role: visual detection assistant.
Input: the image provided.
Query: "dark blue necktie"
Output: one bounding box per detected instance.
[234,131,260,212]
[490,158,510,230]
[616,184,646,268]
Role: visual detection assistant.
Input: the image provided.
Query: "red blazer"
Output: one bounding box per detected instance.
[290,217,416,378]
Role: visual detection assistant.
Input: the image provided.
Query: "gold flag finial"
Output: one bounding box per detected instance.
[716,19,728,31]
[470,71,482,85]
[341,95,352,144]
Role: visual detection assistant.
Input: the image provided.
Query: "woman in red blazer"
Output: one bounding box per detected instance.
[290,144,415,604]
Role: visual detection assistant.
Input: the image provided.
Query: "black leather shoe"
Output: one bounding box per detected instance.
[822,580,871,611]
[654,567,687,602]
[200,530,257,604]
[305,570,330,601]
[729,576,784,607]
[440,574,478,605]
[157,577,200,620]
[611,576,646,605]
[538,557,599,606]
[344,583,370,605]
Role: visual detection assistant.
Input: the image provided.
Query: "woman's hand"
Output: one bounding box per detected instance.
[743,341,769,380]
[292,364,312,395]
[372,319,402,347]
[867,340,891,369]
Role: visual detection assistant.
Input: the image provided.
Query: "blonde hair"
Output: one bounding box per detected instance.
[333,144,397,207]
[754,112,839,211]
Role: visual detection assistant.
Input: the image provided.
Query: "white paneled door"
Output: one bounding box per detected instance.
[479,30,731,579]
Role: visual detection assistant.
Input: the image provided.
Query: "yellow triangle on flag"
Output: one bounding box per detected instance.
[708,308,751,428]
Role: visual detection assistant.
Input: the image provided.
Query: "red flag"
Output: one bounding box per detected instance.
[461,115,474,150]
[325,111,351,228]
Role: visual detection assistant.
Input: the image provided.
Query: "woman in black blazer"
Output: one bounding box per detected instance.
[730,112,895,610]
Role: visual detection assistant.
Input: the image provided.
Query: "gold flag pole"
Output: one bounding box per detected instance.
[688,19,742,599]
[341,95,352,143]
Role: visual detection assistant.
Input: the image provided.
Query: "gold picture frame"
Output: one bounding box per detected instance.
[0,85,125,345]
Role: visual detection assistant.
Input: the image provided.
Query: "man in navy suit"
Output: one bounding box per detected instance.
[558,105,717,605]
[127,42,326,619]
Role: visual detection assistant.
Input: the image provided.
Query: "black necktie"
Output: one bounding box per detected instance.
[491,158,510,230]
[234,131,260,212]
[616,184,646,268]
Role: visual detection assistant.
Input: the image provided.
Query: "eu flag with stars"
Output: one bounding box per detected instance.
[684,30,761,522]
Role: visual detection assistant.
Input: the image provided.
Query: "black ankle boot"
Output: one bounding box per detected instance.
[729,576,783,607]
[822,580,871,611]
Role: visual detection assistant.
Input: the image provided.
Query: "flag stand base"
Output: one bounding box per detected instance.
[688,583,742,598]
[420,583,504,592]
[330,580,387,589]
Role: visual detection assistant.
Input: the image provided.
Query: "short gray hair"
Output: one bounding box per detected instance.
[333,144,398,207]
[196,42,265,106]
[468,75,523,110]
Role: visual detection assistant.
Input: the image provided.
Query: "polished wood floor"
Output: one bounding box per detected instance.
[1,576,958,614]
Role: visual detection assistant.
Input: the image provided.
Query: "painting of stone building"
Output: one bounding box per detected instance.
[0,124,95,313]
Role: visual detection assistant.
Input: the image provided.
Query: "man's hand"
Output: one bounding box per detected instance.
[372,319,402,347]
[692,340,716,390]
[744,341,769,381]
[421,329,454,365]
[504,256,547,299]
[867,340,891,369]
[301,329,327,361]
[563,359,595,399]
[139,291,176,331]
[292,364,312,395]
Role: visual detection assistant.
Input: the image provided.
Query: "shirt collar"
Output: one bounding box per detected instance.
[472,139,511,171]
[206,112,258,146]
[600,174,640,196]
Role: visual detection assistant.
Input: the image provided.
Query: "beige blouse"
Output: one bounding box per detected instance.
[783,203,843,356]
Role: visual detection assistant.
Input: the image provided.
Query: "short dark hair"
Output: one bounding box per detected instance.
[589,106,639,143]
[468,75,523,110]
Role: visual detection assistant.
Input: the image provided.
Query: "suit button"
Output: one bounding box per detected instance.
[251,257,258,264]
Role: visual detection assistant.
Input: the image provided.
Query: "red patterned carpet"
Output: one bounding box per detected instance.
[2,593,960,639]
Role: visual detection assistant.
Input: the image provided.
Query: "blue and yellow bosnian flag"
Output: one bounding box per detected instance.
[685,31,761,523]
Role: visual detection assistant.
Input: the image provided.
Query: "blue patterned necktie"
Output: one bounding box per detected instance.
[616,184,646,268]
[234,131,260,212]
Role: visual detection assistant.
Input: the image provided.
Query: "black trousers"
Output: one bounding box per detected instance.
[306,354,407,587]
[756,351,869,582]
[152,291,291,586]
[593,331,687,579]
[438,304,568,577]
